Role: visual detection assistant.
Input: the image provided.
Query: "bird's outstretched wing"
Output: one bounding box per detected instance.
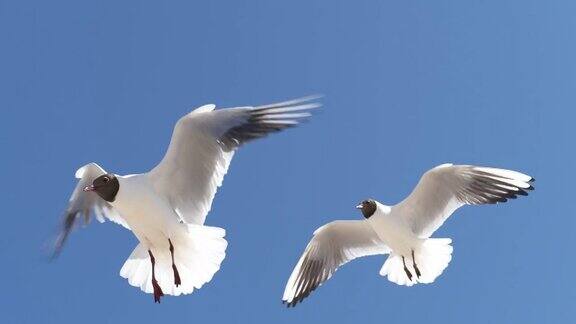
[147,96,320,225]
[282,220,389,307]
[52,163,128,258]
[395,164,534,238]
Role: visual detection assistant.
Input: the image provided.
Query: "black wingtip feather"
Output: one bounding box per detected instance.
[283,259,328,308]
[50,210,80,260]
[218,98,317,152]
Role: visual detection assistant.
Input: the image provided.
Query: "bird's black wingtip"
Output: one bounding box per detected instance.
[283,299,300,308]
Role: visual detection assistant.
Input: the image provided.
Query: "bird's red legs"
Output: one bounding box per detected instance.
[412,249,421,279]
[402,256,413,281]
[148,250,164,303]
[168,239,181,287]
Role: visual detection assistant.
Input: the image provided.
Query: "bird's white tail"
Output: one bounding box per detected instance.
[379,238,453,286]
[119,224,228,296]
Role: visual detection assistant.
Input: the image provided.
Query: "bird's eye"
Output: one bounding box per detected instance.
[103,177,109,183]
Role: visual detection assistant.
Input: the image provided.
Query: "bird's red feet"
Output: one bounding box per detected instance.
[169,239,182,287]
[148,249,164,303]
[172,264,181,287]
[152,278,164,303]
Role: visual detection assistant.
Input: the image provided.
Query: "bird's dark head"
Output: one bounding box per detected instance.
[356,199,377,219]
[83,174,119,202]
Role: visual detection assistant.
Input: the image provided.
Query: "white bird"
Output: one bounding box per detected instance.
[282,163,534,307]
[54,96,320,302]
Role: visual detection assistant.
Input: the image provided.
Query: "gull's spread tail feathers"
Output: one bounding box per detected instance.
[380,238,453,286]
[120,224,227,298]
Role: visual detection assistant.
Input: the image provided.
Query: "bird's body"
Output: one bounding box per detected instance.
[109,173,228,299]
[112,174,181,248]
[55,96,320,302]
[367,203,419,257]
[365,201,453,286]
[282,163,534,306]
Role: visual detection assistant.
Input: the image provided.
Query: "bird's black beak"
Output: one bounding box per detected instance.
[83,185,96,192]
[355,203,363,209]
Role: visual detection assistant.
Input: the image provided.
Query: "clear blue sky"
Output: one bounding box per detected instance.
[1,1,574,323]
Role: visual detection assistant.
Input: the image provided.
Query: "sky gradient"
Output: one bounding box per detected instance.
[1,1,575,323]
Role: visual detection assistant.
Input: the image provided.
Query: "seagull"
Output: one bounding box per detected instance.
[282,163,534,307]
[53,96,320,303]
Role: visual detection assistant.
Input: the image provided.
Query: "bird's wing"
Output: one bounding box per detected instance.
[147,96,320,225]
[52,163,129,258]
[282,220,390,307]
[396,163,534,238]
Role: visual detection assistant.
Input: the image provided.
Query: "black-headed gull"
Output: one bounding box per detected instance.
[54,96,320,302]
[282,163,534,307]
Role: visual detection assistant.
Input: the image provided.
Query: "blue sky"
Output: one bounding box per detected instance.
[1,0,574,323]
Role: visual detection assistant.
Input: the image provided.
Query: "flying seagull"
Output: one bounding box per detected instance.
[282,163,534,307]
[54,96,320,303]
